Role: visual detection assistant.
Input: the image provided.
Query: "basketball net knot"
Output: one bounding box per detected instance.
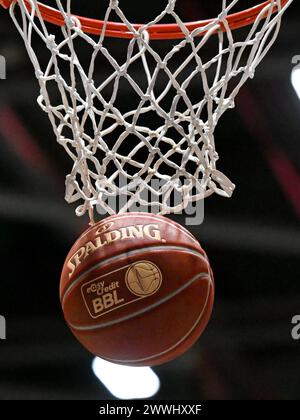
[110,0,119,10]
[166,1,176,14]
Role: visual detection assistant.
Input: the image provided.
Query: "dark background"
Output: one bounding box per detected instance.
[0,0,299,400]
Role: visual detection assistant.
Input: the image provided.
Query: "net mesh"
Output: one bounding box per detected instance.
[7,0,292,219]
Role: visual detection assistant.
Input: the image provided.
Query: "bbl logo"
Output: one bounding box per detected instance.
[126,261,162,297]
[81,261,162,319]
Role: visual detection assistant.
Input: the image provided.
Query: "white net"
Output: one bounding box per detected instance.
[7,0,293,220]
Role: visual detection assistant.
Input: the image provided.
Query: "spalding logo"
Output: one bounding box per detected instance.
[67,222,163,278]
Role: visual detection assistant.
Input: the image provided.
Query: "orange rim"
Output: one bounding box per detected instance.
[0,0,289,39]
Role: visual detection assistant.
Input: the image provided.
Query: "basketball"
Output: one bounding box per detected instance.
[60,213,214,366]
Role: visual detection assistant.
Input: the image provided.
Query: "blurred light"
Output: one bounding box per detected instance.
[92,357,160,399]
[291,67,300,100]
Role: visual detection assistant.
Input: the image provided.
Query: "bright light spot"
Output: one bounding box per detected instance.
[92,357,160,399]
[291,67,300,100]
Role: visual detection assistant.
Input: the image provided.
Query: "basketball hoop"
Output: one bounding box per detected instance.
[0,0,294,220]
[0,0,291,39]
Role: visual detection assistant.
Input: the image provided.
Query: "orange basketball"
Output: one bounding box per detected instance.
[60,213,214,366]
